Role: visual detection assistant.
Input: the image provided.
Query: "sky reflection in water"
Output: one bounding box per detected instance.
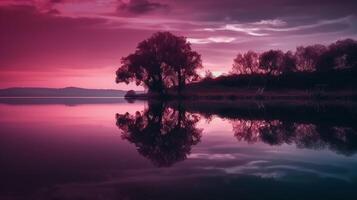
[0,100,357,200]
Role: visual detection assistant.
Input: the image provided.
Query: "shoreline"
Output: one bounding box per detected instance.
[126,90,357,101]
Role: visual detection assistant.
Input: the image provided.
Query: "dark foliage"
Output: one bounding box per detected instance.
[116,102,202,167]
[166,101,357,156]
[232,38,357,76]
[232,51,260,74]
[316,39,357,71]
[196,67,357,90]
[116,32,202,95]
[232,119,357,156]
[259,50,285,75]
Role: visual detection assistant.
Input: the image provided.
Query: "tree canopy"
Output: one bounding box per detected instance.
[232,51,260,74]
[116,32,202,95]
[231,38,357,76]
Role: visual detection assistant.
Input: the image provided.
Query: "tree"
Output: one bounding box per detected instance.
[330,39,357,68]
[281,51,297,73]
[295,44,327,71]
[164,37,203,94]
[317,39,357,71]
[315,49,337,72]
[116,32,202,95]
[259,50,284,75]
[232,51,260,74]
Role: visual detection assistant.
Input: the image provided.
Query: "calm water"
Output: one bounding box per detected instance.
[1,99,357,200]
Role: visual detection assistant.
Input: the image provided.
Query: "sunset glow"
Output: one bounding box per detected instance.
[1,0,356,89]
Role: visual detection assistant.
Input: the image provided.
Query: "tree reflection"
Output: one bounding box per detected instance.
[116,102,202,167]
[117,100,357,162]
[232,119,357,156]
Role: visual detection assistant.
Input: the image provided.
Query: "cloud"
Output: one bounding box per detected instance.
[50,0,63,3]
[187,36,236,44]
[166,0,357,23]
[1,0,62,14]
[263,16,353,32]
[204,25,269,37]
[224,25,269,36]
[201,16,354,37]
[253,19,287,26]
[117,0,168,15]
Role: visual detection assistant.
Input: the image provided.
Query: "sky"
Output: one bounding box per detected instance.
[0,0,357,90]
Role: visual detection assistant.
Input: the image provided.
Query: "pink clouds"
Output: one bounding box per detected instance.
[187,36,236,44]
[0,0,356,89]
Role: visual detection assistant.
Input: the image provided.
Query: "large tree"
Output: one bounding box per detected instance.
[116,32,202,95]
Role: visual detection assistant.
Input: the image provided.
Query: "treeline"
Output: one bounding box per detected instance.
[230,39,357,75]
[198,39,357,90]
[199,68,357,90]
[116,32,357,95]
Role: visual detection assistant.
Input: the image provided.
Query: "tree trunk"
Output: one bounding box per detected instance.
[178,70,182,96]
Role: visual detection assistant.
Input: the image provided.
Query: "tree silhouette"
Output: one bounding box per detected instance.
[295,44,327,71]
[232,51,260,74]
[116,32,202,95]
[116,102,202,167]
[281,51,297,73]
[232,50,297,76]
[259,50,284,75]
[333,39,357,68]
[317,39,357,71]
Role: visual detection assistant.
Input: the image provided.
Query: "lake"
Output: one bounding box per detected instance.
[1,98,357,200]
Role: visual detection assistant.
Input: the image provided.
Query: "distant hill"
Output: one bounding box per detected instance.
[0,87,142,97]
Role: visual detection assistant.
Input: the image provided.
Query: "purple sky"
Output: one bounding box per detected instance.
[1,0,356,89]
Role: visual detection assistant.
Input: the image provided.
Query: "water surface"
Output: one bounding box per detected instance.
[1,99,357,200]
